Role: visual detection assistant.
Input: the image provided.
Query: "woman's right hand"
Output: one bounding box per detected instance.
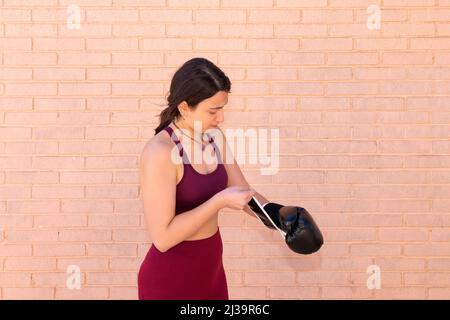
[215,186,256,210]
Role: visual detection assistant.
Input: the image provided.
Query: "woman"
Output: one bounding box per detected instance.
[138,57,270,300]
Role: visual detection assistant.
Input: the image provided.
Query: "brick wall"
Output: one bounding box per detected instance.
[0,0,449,299]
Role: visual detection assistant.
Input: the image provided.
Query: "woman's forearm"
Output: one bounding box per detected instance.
[158,194,224,252]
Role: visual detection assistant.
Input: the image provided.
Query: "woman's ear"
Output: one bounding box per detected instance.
[177,101,189,117]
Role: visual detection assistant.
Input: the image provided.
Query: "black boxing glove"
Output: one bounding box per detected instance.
[278,205,324,255]
[247,199,283,230]
[250,201,323,255]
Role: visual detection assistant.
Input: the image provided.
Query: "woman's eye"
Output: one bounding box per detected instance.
[209,112,217,115]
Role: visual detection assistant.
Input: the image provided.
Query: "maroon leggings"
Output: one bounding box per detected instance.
[138,228,229,300]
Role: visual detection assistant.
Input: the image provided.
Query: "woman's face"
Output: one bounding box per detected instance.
[181,90,228,132]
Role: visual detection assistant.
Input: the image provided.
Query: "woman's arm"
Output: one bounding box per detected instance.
[140,141,225,253]
[214,127,271,219]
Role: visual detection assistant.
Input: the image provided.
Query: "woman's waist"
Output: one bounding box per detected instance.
[148,227,222,257]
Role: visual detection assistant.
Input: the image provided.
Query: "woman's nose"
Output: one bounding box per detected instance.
[216,109,224,123]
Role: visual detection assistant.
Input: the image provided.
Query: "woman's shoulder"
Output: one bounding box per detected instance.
[140,130,175,166]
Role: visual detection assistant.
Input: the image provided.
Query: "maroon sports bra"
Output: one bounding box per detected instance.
[163,125,228,215]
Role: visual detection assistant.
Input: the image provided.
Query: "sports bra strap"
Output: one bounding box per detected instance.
[163,126,221,164]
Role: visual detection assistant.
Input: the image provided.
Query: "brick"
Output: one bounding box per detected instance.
[168,0,220,7]
[382,23,435,36]
[277,0,327,7]
[86,127,138,139]
[405,272,450,286]
[33,244,85,257]
[228,286,267,299]
[112,82,163,96]
[2,288,54,300]
[0,9,31,21]
[0,245,32,257]
[86,38,138,50]
[0,273,31,286]
[0,155,27,171]
[32,272,85,287]
[4,83,57,96]
[0,185,30,197]
[89,215,140,228]
[268,286,320,299]
[5,257,57,271]
[324,228,377,242]
[112,24,164,37]
[222,24,273,37]
[428,288,450,300]
[329,24,380,37]
[244,271,295,285]
[55,287,109,300]
[58,229,112,242]
[57,258,109,271]
[86,10,139,22]
[112,229,150,242]
[31,157,84,170]
[322,286,372,299]
[383,52,433,64]
[34,68,85,80]
[60,170,113,183]
[33,38,84,50]
[167,23,219,37]
[403,243,449,256]
[87,244,137,256]
[0,38,31,50]
[109,257,142,270]
[383,0,434,6]
[302,9,352,23]
[194,9,244,22]
[59,24,112,37]
[430,229,450,241]
[353,68,406,80]
[0,215,33,227]
[34,215,88,227]
[355,38,407,50]
[302,38,352,50]
[87,68,139,81]
[57,112,110,126]
[109,287,138,300]
[59,53,110,65]
[5,112,58,125]
[7,230,59,242]
[86,272,136,285]
[5,24,57,36]
[355,8,406,22]
[0,68,32,80]
[112,52,163,65]
[34,98,85,111]
[59,83,110,95]
[248,10,300,23]
[141,9,192,22]
[196,38,245,51]
[60,0,112,5]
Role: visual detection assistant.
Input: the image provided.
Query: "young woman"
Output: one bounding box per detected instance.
[138,57,270,300]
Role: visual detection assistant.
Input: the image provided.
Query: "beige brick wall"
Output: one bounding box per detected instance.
[0,0,449,299]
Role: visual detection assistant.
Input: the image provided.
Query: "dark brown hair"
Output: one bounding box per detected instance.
[154,57,231,135]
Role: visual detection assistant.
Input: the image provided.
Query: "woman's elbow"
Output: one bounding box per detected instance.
[153,239,169,253]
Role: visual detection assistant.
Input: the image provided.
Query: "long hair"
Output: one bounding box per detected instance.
[154,57,231,135]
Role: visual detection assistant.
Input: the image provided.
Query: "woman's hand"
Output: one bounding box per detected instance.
[215,186,256,210]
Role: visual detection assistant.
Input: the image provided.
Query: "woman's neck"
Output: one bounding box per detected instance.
[171,120,208,147]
